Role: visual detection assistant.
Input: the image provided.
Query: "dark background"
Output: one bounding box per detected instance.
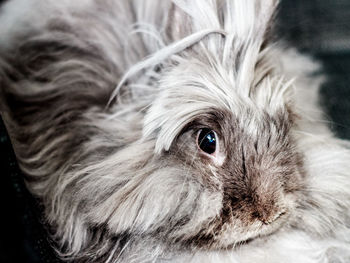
[278,0,350,140]
[1,0,350,262]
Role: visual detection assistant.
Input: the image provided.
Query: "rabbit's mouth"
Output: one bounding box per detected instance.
[179,193,295,250]
[213,208,290,249]
[178,211,289,251]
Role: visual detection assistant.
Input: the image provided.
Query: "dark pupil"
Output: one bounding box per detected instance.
[198,129,216,154]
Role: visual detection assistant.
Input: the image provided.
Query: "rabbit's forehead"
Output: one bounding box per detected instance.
[144,49,294,153]
[159,53,293,111]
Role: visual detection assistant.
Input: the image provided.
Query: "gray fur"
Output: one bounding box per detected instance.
[1,0,350,262]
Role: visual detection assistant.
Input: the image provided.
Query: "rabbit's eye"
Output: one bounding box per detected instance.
[197,129,217,154]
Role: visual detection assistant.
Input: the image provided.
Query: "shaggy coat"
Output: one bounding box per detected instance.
[1,0,350,262]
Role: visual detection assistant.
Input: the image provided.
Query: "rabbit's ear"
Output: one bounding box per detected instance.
[166,2,192,41]
[167,0,278,42]
[226,0,278,40]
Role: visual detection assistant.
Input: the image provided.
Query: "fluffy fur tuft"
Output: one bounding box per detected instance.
[1,0,350,262]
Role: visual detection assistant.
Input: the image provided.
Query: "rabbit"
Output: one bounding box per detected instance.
[1,0,350,262]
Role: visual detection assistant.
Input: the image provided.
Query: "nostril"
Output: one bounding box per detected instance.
[252,211,260,219]
[230,196,240,206]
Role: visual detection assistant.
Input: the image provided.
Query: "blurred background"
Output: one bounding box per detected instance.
[278,0,350,139]
[0,0,350,262]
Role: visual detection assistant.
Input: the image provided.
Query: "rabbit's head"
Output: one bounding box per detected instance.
[83,0,305,250]
[139,57,304,249]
